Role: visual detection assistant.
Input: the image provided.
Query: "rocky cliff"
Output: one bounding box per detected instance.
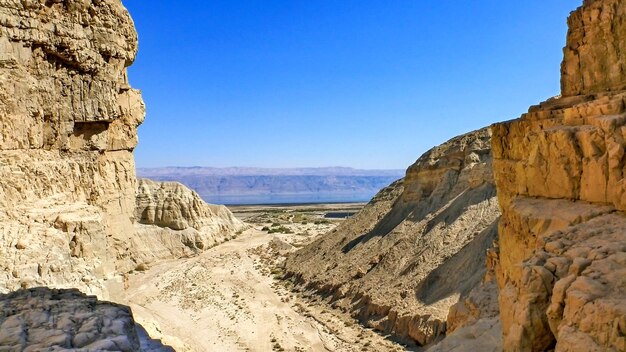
[0,0,244,297]
[0,0,246,349]
[492,0,626,350]
[0,0,145,297]
[285,128,501,347]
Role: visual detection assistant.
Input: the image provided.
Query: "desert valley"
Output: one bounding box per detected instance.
[0,0,625,352]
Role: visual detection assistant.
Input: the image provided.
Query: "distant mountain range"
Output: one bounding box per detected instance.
[137,167,405,205]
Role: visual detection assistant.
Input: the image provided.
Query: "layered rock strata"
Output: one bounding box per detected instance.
[492,0,626,350]
[0,0,246,348]
[0,0,244,296]
[133,179,246,263]
[285,128,501,347]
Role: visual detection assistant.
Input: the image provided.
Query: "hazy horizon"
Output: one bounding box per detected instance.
[138,166,404,205]
[124,0,579,169]
[137,165,405,172]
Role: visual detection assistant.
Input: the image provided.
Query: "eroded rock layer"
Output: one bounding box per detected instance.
[0,0,244,302]
[492,1,626,350]
[285,128,501,347]
[0,287,173,351]
[133,179,246,265]
[0,0,145,296]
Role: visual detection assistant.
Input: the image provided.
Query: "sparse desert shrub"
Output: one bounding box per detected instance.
[268,226,293,234]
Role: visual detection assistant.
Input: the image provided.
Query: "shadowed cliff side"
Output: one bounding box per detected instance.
[285,127,501,348]
[492,0,626,350]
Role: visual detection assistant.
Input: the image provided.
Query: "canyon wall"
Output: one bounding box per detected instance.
[285,128,501,348]
[492,0,626,350]
[0,0,244,299]
[0,1,246,349]
[0,0,145,296]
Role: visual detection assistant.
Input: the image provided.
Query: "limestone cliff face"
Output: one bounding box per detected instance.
[492,1,626,350]
[0,1,245,349]
[561,0,626,96]
[285,128,501,347]
[0,0,244,300]
[0,0,144,296]
[0,287,174,351]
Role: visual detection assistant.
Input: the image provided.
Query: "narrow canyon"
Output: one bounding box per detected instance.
[0,0,624,351]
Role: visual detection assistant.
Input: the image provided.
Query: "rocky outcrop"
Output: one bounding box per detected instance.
[136,178,244,233]
[0,0,145,297]
[0,287,173,351]
[561,0,626,97]
[285,128,501,347]
[492,1,626,350]
[133,179,246,262]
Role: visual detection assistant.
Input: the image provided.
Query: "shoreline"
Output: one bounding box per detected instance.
[226,201,368,208]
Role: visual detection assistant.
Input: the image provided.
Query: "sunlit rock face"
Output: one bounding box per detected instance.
[492,0,626,350]
[0,0,246,299]
[561,0,626,97]
[132,178,247,263]
[0,0,145,296]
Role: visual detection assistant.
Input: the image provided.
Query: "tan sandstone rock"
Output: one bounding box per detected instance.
[0,0,144,297]
[132,179,247,265]
[0,0,244,298]
[492,1,626,350]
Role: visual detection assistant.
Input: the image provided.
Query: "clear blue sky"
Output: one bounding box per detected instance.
[123,0,580,169]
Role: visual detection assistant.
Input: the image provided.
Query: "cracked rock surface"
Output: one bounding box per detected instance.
[0,287,173,351]
[492,1,626,350]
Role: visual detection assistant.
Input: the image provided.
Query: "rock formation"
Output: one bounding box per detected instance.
[134,178,246,261]
[492,0,626,350]
[285,128,501,347]
[0,0,244,296]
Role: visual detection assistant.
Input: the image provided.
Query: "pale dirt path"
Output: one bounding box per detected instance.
[123,228,403,352]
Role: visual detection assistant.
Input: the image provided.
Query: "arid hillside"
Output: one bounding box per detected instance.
[285,127,501,348]
[1,0,624,351]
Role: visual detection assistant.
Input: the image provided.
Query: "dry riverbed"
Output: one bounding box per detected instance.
[124,204,406,352]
